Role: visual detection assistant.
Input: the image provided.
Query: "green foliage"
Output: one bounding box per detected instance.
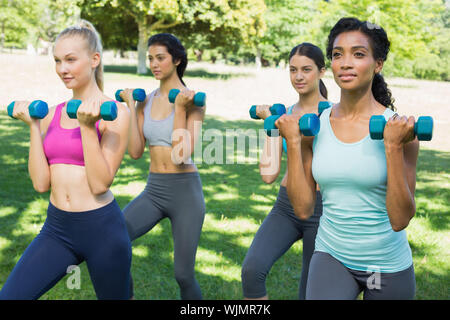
[312,0,448,80]
[256,0,318,66]
[80,0,266,73]
[2,0,449,80]
[0,0,38,49]
[0,0,80,50]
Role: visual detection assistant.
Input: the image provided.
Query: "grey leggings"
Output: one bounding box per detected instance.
[123,172,205,300]
[306,251,416,300]
[241,187,322,299]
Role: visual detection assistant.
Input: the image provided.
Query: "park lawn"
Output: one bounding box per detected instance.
[0,107,448,300]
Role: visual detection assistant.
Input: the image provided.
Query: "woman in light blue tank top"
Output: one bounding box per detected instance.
[118,33,206,299]
[275,18,419,299]
[241,43,329,300]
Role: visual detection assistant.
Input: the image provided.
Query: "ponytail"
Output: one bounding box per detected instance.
[319,79,328,99]
[372,73,395,111]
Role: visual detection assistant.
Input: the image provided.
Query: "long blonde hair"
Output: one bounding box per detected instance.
[55,19,104,91]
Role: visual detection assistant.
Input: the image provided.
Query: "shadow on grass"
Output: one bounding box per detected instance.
[0,111,448,299]
[104,64,252,80]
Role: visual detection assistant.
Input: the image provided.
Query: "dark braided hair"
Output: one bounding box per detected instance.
[148,33,188,86]
[326,17,395,111]
[289,43,328,99]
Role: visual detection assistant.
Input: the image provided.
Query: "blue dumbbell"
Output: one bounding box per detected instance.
[318,101,333,114]
[66,99,118,121]
[369,115,433,141]
[115,88,146,102]
[264,113,320,137]
[168,89,206,107]
[249,103,286,119]
[7,100,48,119]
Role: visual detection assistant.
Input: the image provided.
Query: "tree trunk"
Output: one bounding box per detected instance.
[255,47,262,70]
[194,49,203,62]
[137,18,149,75]
[0,21,5,53]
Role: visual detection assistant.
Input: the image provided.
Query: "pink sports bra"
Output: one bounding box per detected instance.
[43,102,102,166]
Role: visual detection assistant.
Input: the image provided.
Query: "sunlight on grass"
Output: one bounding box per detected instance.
[111,181,146,196]
[12,199,47,237]
[0,236,12,252]
[132,245,149,258]
[0,207,15,218]
[197,248,241,282]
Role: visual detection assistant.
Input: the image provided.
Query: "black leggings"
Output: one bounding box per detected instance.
[306,251,416,300]
[241,187,322,299]
[123,172,205,299]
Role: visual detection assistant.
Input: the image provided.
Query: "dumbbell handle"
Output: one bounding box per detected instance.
[168,89,206,107]
[66,100,118,121]
[7,100,49,119]
[369,115,433,141]
[115,88,146,103]
[249,104,286,120]
[264,113,320,137]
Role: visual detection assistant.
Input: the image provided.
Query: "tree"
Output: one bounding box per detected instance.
[80,0,266,74]
[314,0,446,77]
[0,0,39,50]
[0,0,80,52]
[256,0,318,67]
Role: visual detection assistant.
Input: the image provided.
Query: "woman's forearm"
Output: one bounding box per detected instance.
[286,138,315,219]
[259,135,281,183]
[28,121,51,193]
[80,125,113,195]
[385,144,416,231]
[127,102,145,159]
[171,107,191,164]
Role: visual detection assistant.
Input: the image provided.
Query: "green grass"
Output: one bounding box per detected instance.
[0,111,448,300]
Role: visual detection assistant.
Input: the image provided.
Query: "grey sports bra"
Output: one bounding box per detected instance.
[143,89,174,147]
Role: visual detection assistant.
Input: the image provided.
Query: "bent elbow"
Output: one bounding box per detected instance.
[391,220,410,232]
[261,175,277,185]
[90,183,110,196]
[129,152,142,160]
[293,206,313,220]
[128,147,144,160]
[33,183,50,194]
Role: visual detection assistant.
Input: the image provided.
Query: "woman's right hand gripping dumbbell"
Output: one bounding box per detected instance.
[253,105,273,120]
[8,101,41,126]
[274,113,304,143]
[117,88,136,108]
[116,88,146,107]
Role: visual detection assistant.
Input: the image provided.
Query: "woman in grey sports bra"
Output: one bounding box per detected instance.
[118,33,206,299]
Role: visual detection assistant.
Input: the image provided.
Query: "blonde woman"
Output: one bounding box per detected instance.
[0,20,131,300]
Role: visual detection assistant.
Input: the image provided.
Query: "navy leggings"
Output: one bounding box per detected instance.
[123,172,205,300]
[0,200,132,300]
[241,187,322,299]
